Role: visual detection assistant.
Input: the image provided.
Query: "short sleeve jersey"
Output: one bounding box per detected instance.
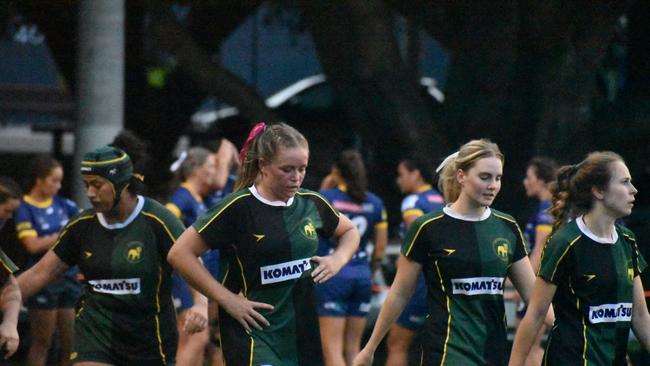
[52,196,183,364]
[15,195,79,277]
[524,200,552,251]
[401,207,527,365]
[193,187,339,366]
[538,218,647,366]
[165,184,208,227]
[318,187,386,265]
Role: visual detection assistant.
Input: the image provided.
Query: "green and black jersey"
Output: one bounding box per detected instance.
[193,187,340,366]
[0,248,18,287]
[402,207,527,366]
[52,196,183,365]
[538,218,647,366]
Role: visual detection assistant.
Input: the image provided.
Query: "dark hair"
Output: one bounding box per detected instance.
[335,150,367,203]
[528,157,558,184]
[549,151,623,234]
[235,123,308,191]
[26,155,61,190]
[438,139,504,203]
[0,177,21,204]
[111,130,151,194]
[399,158,433,185]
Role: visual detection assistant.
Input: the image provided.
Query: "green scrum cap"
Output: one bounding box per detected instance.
[80,146,133,201]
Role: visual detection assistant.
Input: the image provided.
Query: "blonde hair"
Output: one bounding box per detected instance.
[437,139,504,203]
[234,123,308,191]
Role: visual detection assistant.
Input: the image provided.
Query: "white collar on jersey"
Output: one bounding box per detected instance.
[576,216,618,244]
[97,195,145,230]
[249,185,295,207]
[443,205,491,222]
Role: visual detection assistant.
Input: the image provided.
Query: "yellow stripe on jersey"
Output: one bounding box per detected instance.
[435,259,452,365]
[17,229,37,239]
[536,224,552,232]
[404,214,444,257]
[403,209,424,220]
[51,214,96,251]
[0,259,14,275]
[374,222,388,229]
[236,254,248,296]
[296,191,340,217]
[493,213,528,256]
[197,193,251,234]
[165,203,181,219]
[547,235,582,282]
[15,222,32,231]
[142,211,177,242]
[154,265,167,364]
[581,311,588,366]
[249,337,255,366]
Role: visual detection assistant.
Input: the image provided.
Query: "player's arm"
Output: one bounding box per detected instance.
[371,223,388,274]
[17,250,70,300]
[19,233,59,254]
[353,255,421,366]
[311,213,359,283]
[168,227,273,333]
[0,275,20,358]
[632,276,650,350]
[213,139,238,191]
[529,225,551,272]
[509,277,557,366]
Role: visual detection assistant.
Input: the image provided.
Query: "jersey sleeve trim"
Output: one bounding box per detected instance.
[374,222,388,229]
[197,193,251,234]
[142,211,178,242]
[17,229,37,239]
[403,209,424,220]
[404,214,444,256]
[165,203,181,218]
[15,222,32,231]
[296,191,340,217]
[536,224,552,232]
[51,214,96,251]
[0,250,18,274]
[546,234,582,282]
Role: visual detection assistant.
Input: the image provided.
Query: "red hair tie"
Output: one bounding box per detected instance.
[239,122,266,162]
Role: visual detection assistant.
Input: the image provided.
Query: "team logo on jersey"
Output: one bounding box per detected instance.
[451,277,504,295]
[88,278,141,295]
[588,303,632,323]
[260,258,311,284]
[300,218,317,240]
[125,242,143,263]
[109,168,117,175]
[443,249,456,256]
[253,233,265,242]
[583,274,597,282]
[84,251,93,259]
[492,238,510,262]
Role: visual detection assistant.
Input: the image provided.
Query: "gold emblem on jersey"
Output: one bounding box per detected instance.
[628,268,634,282]
[584,274,597,282]
[126,242,144,263]
[492,238,510,262]
[301,218,317,240]
[443,249,456,255]
[253,233,265,242]
[70,352,78,360]
[84,251,92,259]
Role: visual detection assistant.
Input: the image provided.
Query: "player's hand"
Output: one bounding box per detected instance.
[0,321,19,359]
[310,255,345,283]
[352,347,374,366]
[221,292,273,333]
[183,303,208,334]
